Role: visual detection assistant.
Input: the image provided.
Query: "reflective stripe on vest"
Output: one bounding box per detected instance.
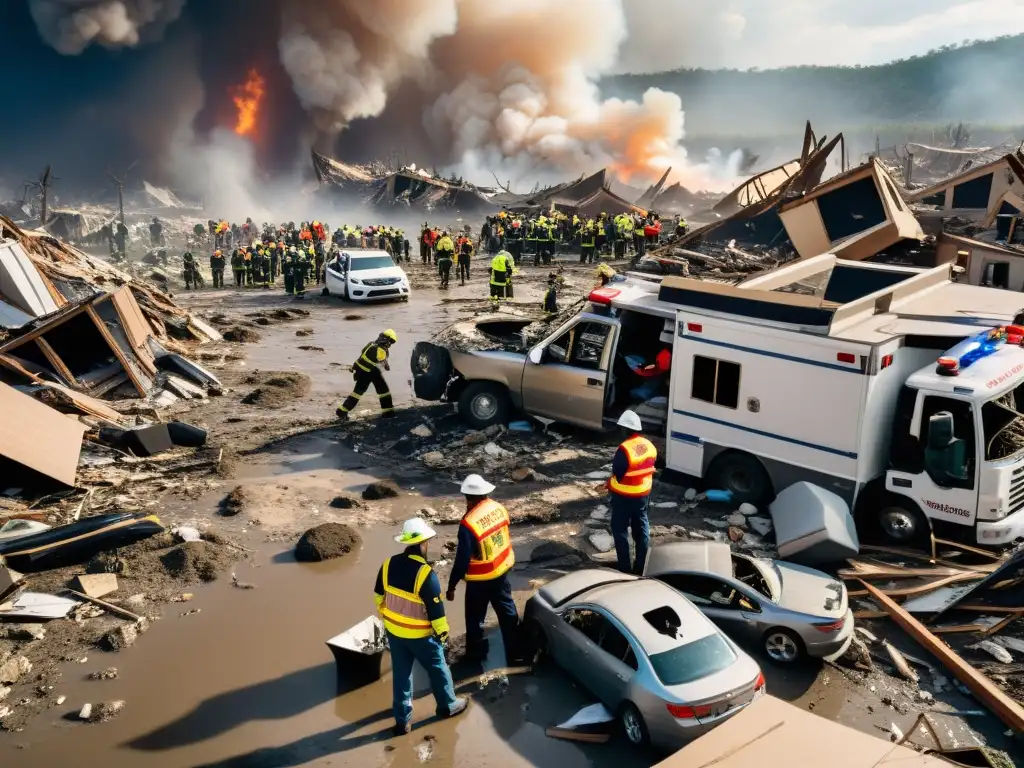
[608,436,657,497]
[355,342,385,373]
[461,499,515,581]
[381,557,433,638]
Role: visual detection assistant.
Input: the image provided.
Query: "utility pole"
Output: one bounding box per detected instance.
[108,173,125,226]
[39,165,52,226]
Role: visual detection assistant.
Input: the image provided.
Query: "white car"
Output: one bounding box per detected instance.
[325,250,410,302]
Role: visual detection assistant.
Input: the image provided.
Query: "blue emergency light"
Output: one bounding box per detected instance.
[935,326,1023,376]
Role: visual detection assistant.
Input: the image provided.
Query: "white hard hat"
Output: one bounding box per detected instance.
[617,410,642,432]
[460,474,496,495]
[394,517,436,545]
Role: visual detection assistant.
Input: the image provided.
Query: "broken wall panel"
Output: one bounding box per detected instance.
[0,381,86,488]
[908,153,1024,219]
[0,240,61,318]
[779,160,924,261]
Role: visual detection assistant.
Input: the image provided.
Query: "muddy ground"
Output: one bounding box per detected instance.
[1,253,1022,767]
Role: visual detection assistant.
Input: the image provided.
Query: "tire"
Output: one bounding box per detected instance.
[410,342,452,401]
[458,382,510,429]
[706,451,773,506]
[619,702,650,748]
[763,627,804,664]
[875,502,930,548]
[525,619,549,664]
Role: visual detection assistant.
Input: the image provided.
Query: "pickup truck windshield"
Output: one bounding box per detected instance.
[982,382,1024,461]
[350,256,396,271]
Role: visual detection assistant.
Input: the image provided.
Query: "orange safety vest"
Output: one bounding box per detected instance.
[608,435,657,497]
[461,499,515,581]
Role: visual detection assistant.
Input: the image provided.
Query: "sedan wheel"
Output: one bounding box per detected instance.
[764,629,801,663]
[620,703,649,747]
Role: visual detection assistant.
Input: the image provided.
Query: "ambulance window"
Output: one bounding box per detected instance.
[921,397,975,490]
[691,356,740,409]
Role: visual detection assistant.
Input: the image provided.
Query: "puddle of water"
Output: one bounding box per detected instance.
[1,453,643,768]
[243,296,456,400]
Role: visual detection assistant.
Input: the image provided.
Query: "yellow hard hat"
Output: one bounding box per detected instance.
[382,329,398,342]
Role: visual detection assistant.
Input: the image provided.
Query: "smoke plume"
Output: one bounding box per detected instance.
[25,0,741,192]
[28,0,187,55]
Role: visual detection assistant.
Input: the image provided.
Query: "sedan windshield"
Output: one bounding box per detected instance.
[350,256,396,271]
[649,634,736,686]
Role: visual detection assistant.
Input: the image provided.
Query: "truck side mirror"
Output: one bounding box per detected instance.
[927,412,954,450]
[528,347,543,365]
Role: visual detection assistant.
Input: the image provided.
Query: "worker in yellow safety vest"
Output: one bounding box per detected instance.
[607,410,657,574]
[489,250,514,302]
[375,518,469,736]
[446,474,523,664]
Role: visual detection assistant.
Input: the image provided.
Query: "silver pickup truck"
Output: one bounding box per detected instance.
[410,286,673,431]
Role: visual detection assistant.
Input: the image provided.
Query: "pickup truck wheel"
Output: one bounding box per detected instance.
[707,452,772,506]
[458,382,510,429]
[410,342,452,401]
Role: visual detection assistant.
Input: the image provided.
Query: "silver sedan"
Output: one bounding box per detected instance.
[524,568,765,752]
[643,541,854,664]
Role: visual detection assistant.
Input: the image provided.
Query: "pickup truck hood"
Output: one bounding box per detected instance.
[449,348,528,392]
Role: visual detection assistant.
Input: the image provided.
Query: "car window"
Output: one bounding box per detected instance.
[569,323,610,370]
[649,634,737,686]
[564,608,607,645]
[659,574,733,607]
[349,256,395,271]
[545,330,571,364]
[599,622,633,665]
[622,645,639,671]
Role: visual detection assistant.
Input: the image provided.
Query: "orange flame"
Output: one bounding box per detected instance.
[232,68,266,137]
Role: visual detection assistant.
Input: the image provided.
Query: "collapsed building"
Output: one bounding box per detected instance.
[0,214,220,488]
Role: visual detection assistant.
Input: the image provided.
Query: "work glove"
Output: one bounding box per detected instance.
[437,631,450,646]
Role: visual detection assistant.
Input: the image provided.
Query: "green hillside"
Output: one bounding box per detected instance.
[602,34,1024,137]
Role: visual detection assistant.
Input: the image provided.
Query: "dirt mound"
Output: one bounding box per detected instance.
[221,486,249,516]
[295,328,314,337]
[329,494,362,510]
[160,542,228,582]
[241,371,311,408]
[223,326,262,343]
[362,480,400,500]
[295,523,362,562]
[298,345,325,352]
[286,308,311,317]
[270,309,293,320]
[251,317,271,326]
[344,314,363,321]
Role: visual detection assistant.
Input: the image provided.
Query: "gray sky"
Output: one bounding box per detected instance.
[619,0,1024,72]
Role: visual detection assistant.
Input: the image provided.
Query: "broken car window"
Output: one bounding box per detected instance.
[569,322,610,371]
[649,634,736,686]
[983,383,1024,461]
[564,608,608,645]
[643,605,682,638]
[544,329,572,364]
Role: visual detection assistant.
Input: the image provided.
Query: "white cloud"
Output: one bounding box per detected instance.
[618,0,1024,72]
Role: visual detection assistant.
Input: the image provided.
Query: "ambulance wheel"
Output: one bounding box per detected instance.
[706,451,772,506]
[876,503,929,547]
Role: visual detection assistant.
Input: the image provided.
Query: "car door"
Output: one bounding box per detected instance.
[521,317,620,430]
[658,573,762,641]
[557,608,627,705]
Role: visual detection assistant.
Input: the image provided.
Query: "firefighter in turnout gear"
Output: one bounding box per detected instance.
[336,329,397,419]
[243,249,254,286]
[607,410,656,574]
[457,233,473,285]
[230,249,244,286]
[375,518,469,736]
[210,249,226,288]
[283,247,296,295]
[293,249,308,297]
[542,272,559,315]
[489,250,513,302]
[183,251,199,290]
[446,474,523,664]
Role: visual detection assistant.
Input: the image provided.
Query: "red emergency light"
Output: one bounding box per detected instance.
[588,288,620,305]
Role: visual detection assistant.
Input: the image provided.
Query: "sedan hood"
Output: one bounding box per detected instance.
[773,561,846,618]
